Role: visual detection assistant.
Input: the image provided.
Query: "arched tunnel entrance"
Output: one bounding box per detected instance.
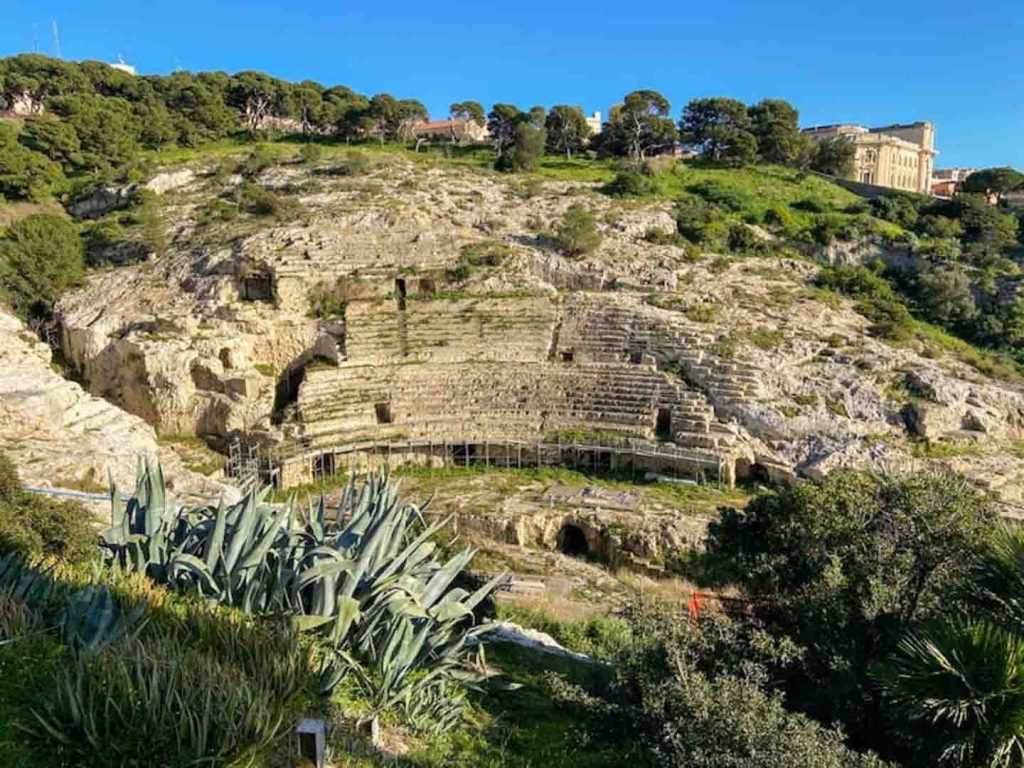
[556,524,589,557]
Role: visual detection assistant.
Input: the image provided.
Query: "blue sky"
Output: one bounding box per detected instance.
[2,0,1022,168]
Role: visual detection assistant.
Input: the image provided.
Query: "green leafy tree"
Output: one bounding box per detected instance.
[328,90,372,141]
[131,96,178,148]
[497,109,546,172]
[292,81,326,135]
[487,103,523,157]
[680,97,757,165]
[449,100,485,126]
[156,71,237,144]
[18,116,82,170]
[596,90,676,160]
[707,469,996,739]
[949,194,1019,263]
[962,167,1024,197]
[748,98,802,165]
[366,94,428,143]
[545,105,591,159]
[228,71,283,134]
[0,122,68,201]
[913,263,977,327]
[0,213,84,318]
[811,136,856,179]
[47,93,139,171]
[554,204,602,256]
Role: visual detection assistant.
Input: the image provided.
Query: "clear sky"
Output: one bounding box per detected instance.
[2,0,1021,169]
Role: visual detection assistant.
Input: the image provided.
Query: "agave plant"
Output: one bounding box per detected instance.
[0,553,147,653]
[104,463,502,735]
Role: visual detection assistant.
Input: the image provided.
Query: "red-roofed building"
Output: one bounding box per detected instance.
[411,117,489,144]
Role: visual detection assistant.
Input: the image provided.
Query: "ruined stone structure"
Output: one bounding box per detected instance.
[803,122,937,194]
[272,286,755,487]
[51,156,1024,512]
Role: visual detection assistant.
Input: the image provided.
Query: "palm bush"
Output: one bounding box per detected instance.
[876,621,1024,767]
[876,524,1024,766]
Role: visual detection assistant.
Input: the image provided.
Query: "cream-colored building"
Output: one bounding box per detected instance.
[803,121,937,194]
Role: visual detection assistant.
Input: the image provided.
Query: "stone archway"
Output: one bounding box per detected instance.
[556,523,589,556]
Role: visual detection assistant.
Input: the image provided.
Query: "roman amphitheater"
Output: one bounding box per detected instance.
[10,152,1023,530]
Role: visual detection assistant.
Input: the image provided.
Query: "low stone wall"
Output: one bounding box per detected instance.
[276,437,731,489]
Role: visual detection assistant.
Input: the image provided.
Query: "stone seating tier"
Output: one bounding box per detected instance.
[293,361,719,451]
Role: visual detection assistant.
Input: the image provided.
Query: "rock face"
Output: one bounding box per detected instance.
[53,155,1024,513]
[0,309,235,505]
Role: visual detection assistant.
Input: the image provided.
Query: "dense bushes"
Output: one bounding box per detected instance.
[606,167,657,197]
[0,454,95,564]
[0,213,84,318]
[551,605,889,767]
[706,469,995,752]
[817,264,916,340]
[0,122,68,202]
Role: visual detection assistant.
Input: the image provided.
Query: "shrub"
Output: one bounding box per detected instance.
[195,198,240,226]
[0,213,84,319]
[726,222,766,254]
[686,179,746,212]
[675,197,728,248]
[236,182,304,220]
[912,263,977,326]
[325,151,373,176]
[762,204,801,237]
[916,214,963,239]
[790,197,829,213]
[871,194,921,229]
[817,265,915,340]
[606,168,656,198]
[237,145,278,177]
[495,122,545,172]
[298,142,323,164]
[554,204,602,256]
[0,455,96,564]
[460,239,510,267]
[914,237,961,262]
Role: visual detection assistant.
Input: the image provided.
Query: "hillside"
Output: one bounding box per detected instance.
[45,144,1024,518]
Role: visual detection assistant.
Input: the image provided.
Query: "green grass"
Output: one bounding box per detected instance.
[443,642,632,768]
[494,604,632,662]
[914,320,1024,382]
[159,434,226,476]
[911,440,984,459]
[0,635,66,767]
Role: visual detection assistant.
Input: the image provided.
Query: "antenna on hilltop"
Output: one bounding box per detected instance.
[51,19,62,58]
